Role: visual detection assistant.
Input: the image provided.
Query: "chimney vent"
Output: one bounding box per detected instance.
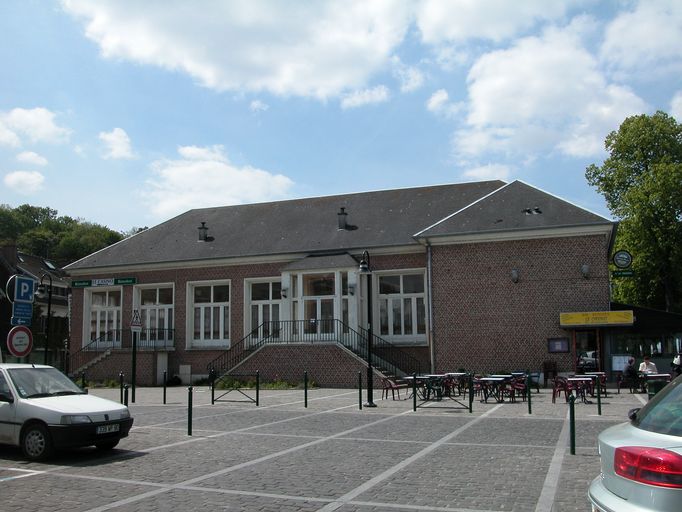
[337,207,348,230]
[198,222,209,241]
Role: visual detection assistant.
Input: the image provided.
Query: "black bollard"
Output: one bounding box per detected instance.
[80,371,86,389]
[188,386,193,436]
[119,371,124,404]
[569,394,576,455]
[413,372,417,412]
[163,370,167,405]
[256,370,260,407]
[304,371,308,408]
[358,371,363,410]
[468,374,474,413]
[597,378,602,416]
[527,374,532,415]
[124,384,129,406]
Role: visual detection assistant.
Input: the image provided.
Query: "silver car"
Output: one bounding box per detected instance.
[588,374,682,511]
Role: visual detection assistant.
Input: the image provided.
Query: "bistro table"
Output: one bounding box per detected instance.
[478,377,507,403]
[584,372,608,397]
[567,377,594,403]
[405,374,471,409]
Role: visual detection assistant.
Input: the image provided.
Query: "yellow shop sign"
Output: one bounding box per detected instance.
[560,310,634,327]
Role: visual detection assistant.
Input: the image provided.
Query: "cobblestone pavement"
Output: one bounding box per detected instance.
[0,384,648,511]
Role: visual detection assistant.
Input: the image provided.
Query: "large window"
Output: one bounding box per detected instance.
[89,289,121,342]
[189,281,230,346]
[249,280,281,340]
[378,273,426,339]
[138,285,174,344]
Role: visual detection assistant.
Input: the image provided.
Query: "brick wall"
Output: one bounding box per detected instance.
[430,234,611,375]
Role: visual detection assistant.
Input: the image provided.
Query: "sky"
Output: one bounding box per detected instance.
[1,0,681,232]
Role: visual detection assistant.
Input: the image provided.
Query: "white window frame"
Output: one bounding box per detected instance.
[186,280,231,349]
[376,270,427,345]
[83,287,123,348]
[134,283,175,346]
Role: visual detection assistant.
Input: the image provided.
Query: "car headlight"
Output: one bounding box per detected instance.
[61,414,92,424]
[120,409,130,419]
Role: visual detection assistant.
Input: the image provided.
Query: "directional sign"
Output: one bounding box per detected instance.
[7,325,33,358]
[11,301,33,326]
[14,276,36,303]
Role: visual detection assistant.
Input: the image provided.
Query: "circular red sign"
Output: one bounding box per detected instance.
[7,325,33,358]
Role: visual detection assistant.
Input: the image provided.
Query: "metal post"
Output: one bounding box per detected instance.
[163,370,167,405]
[358,371,362,410]
[131,331,137,403]
[596,378,602,416]
[38,274,53,366]
[527,374,532,415]
[412,372,417,412]
[256,370,260,407]
[468,374,474,413]
[80,371,86,389]
[359,251,376,408]
[304,371,308,408]
[124,384,129,406]
[569,394,576,455]
[209,368,215,405]
[188,386,193,436]
[119,372,124,404]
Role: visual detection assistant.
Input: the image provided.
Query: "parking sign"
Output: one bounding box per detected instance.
[14,276,36,303]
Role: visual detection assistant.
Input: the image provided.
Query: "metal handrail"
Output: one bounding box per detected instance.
[207,319,421,379]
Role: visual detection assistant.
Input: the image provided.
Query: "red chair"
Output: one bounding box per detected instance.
[381,378,409,400]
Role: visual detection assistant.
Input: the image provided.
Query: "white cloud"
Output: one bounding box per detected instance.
[341,85,390,109]
[16,151,48,166]
[0,107,70,146]
[461,163,510,181]
[391,56,424,93]
[142,145,294,219]
[426,89,462,118]
[99,127,135,159]
[601,0,682,77]
[455,23,647,159]
[671,91,682,121]
[3,171,45,193]
[249,100,269,112]
[61,0,412,99]
[415,0,569,44]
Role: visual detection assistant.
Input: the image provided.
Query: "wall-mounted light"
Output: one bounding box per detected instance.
[581,264,590,279]
[280,287,288,298]
[348,283,355,296]
[511,269,519,283]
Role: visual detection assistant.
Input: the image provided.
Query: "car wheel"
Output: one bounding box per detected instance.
[21,423,53,461]
[95,440,119,451]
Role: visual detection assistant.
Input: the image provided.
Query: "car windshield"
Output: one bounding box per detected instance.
[632,375,682,437]
[7,367,85,399]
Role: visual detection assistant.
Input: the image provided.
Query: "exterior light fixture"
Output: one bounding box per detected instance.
[280,288,288,298]
[348,283,355,296]
[581,264,590,279]
[511,269,519,283]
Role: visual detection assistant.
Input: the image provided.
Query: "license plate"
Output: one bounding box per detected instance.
[96,424,120,435]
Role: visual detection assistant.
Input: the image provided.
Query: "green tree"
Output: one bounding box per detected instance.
[586,111,682,312]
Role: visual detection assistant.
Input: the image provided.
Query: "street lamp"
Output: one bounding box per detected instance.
[358,250,376,407]
[36,273,53,365]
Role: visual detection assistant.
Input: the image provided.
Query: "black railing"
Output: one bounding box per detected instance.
[207,319,421,379]
[361,328,422,377]
[68,328,175,376]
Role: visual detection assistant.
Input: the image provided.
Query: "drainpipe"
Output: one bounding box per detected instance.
[426,242,436,373]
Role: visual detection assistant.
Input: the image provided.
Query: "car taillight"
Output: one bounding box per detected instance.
[614,446,682,488]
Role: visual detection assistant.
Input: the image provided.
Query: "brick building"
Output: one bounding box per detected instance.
[64,180,615,386]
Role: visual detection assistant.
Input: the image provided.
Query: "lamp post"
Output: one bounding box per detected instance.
[36,273,53,365]
[358,250,376,407]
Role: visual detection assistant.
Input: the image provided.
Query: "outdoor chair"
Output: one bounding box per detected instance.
[551,377,571,403]
[381,378,409,400]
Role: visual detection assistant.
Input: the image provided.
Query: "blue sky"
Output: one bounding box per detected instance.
[1,0,681,232]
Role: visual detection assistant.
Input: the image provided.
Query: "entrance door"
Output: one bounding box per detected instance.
[575,330,600,372]
[248,281,281,345]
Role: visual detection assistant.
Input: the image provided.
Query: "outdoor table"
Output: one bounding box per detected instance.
[584,372,609,397]
[479,377,506,403]
[567,377,594,403]
[642,373,672,398]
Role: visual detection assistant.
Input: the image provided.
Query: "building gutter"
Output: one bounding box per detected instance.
[426,241,436,373]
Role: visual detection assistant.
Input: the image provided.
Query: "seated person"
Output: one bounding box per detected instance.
[639,355,658,374]
[622,357,640,392]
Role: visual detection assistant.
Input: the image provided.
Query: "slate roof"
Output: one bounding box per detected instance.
[415,181,612,238]
[65,180,612,271]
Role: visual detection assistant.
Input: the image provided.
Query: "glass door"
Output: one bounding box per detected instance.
[301,273,335,338]
[248,281,281,346]
[575,330,600,372]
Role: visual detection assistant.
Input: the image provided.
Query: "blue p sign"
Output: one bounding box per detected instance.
[14,276,36,303]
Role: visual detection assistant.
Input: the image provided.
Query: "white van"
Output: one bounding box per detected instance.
[0,363,133,460]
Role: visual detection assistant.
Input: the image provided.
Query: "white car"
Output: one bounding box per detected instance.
[0,363,133,461]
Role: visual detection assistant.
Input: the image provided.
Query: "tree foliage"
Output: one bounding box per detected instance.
[586,111,682,312]
[0,204,124,266]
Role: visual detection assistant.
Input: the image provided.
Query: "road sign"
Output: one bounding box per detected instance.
[7,325,33,358]
[612,270,635,278]
[11,301,33,326]
[14,276,36,303]
[130,309,142,333]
